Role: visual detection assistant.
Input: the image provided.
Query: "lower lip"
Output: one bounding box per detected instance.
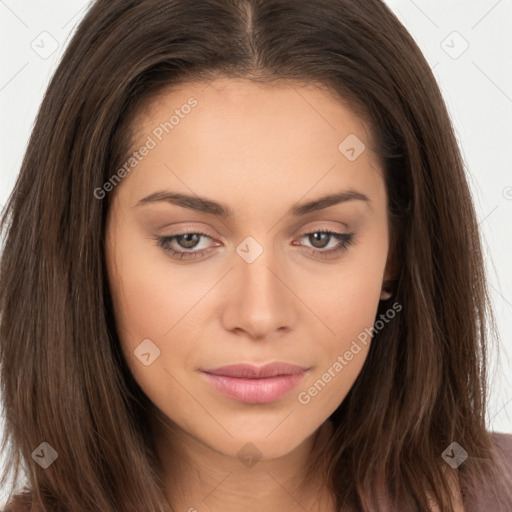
[201,371,307,404]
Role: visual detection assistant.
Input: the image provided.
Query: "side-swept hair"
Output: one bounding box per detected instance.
[1,0,507,510]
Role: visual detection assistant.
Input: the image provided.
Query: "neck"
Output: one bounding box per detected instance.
[150,413,337,512]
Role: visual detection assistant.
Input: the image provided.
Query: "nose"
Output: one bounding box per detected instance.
[220,241,297,340]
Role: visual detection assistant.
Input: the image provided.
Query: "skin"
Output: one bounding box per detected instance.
[105,77,395,512]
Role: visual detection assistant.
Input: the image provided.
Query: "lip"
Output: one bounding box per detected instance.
[201,363,309,404]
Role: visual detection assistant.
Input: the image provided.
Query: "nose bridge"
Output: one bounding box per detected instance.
[221,234,295,338]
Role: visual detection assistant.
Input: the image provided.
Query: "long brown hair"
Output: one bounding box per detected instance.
[0,0,508,510]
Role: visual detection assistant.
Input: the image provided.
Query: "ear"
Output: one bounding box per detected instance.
[380,251,398,301]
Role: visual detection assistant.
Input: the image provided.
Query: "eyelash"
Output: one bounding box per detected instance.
[154,229,355,261]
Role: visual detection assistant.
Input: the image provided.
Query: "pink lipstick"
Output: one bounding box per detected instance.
[201,362,308,404]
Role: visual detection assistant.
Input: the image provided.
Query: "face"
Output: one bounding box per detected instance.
[105,77,392,462]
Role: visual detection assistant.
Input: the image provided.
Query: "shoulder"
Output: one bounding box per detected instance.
[492,431,512,454]
[464,431,512,512]
[488,431,512,478]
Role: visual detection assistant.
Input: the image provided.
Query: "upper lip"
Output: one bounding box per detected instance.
[202,362,308,379]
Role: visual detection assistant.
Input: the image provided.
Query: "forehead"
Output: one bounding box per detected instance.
[134,77,372,146]
[118,77,385,216]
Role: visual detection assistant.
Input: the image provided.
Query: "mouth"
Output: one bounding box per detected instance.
[200,362,309,404]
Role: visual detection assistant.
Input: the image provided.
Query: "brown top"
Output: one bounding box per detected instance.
[464,432,512,512]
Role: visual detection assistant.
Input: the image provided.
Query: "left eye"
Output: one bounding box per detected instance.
[154,229,355,261]
[294,230,355,259]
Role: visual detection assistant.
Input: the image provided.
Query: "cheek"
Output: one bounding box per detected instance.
[294,229,388,408]
[107,236,209,426]
[106,225,209,389]
[108,240,172,342]
[107,223,211,343]
[294,284,377,414]
[302,228,388,343]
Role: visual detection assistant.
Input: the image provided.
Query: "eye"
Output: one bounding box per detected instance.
[154,229,355,261]
[294,230,355,259]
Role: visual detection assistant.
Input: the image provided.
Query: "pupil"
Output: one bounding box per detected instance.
[179,234,199,249]
[310,232,329,249]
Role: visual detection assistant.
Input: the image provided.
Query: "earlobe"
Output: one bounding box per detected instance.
[380,289,392,300]
[380,272,397,301]
[380,273,397,299]
[381,248,399,300]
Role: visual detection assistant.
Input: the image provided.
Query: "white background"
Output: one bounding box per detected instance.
[0,0,511,499]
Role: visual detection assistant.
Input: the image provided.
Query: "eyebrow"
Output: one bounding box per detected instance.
[135,189,370,217]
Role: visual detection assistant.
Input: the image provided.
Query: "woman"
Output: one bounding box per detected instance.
[1,0,510,511]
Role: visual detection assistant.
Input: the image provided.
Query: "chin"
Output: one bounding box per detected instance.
[199,416,320,463]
